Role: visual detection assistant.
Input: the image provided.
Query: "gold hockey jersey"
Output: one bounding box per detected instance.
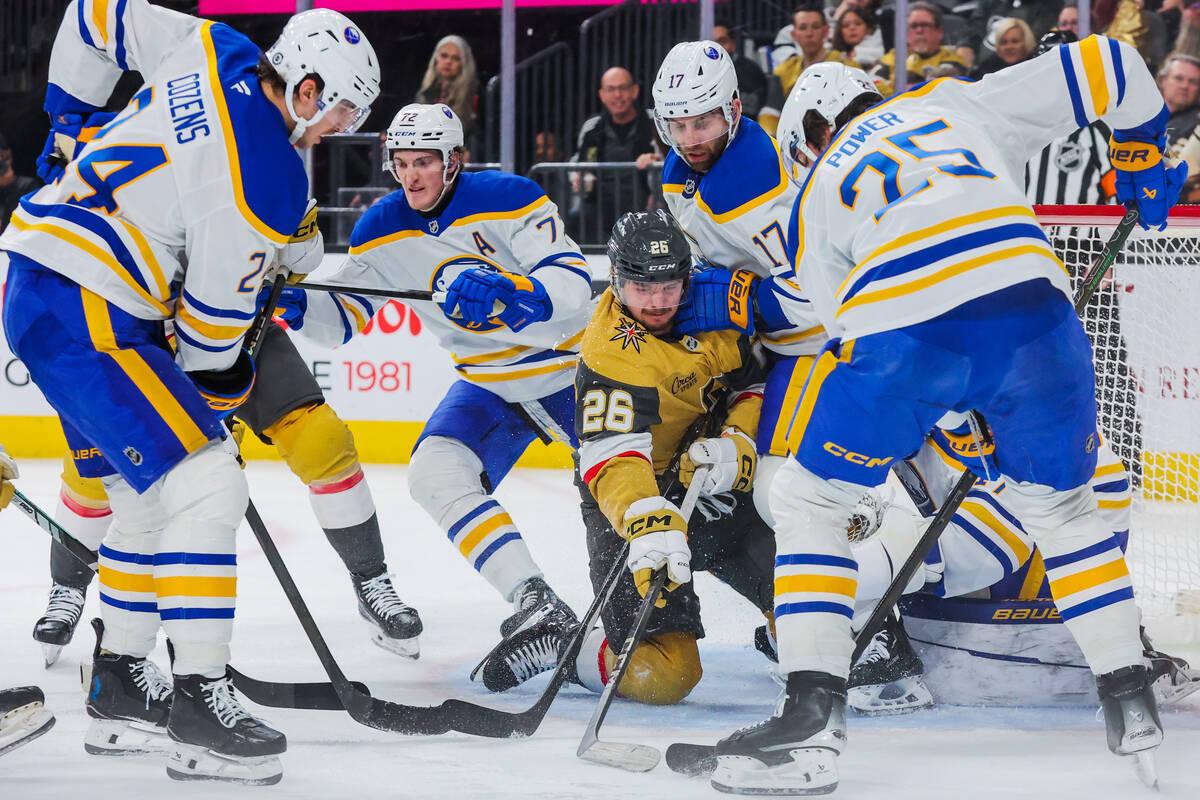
[577,289,766,530]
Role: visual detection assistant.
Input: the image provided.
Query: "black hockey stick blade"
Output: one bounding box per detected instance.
[665,742,719,777]
[228,666,369,711]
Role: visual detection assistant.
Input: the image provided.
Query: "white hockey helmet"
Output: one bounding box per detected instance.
[384,103,464,186]
[652,40,741,158]
[266,9,381,144]
[776,62,881,183]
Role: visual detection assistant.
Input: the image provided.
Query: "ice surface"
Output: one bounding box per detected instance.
[2,459,1198,798]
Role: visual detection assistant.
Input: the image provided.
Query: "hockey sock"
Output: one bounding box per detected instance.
[97,477,165,659]
[307,467,385,575]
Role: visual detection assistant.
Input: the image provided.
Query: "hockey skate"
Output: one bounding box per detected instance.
[1097,665,1163,789]
[474,577,579,692]
[847,613,933,716]
[32,584,86,668]
[710,671,847,796]
[0,686,55,757]
[84,619,173,756]
[1144,641,1200,707]
[351,569,423,659]
[167,671,286,785]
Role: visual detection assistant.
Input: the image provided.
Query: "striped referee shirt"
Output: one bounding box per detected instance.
[1025,121,1114,205]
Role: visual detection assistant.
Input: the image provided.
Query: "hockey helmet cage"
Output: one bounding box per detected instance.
[608,210,693,307]
[777,62,880,182]
[652,41,741,158]
[267,9,381,144]
[384,103,465,186]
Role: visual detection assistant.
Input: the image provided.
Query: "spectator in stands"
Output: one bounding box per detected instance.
[418,35,479,152]
[0,131,37,233]
[1057,1,1080,36]
[971,17,1036,78]
[1158,53,1200,154]
[832,5,885,69]
[760,4,859,136]
[713,19,769,119]
[1095,0,1165,67]
[571,67,662,241]
[532,131,571,213]
[1172,2,1200,59]
[966,0,1064,58]
[872,3,969,94]
[831,0,896,53]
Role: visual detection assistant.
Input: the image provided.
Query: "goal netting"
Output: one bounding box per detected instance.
[1038,205,1200,644]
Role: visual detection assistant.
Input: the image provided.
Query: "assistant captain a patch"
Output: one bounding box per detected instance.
[611,318,648,353]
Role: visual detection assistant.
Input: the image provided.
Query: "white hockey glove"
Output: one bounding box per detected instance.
[679,429,756,495]
[0,443,19,510]
[850,499,935,600]
[276,199,323,283]
[623,496,691,607]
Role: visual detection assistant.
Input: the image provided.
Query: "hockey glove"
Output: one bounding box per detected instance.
[931,416,998,481]
[443,268,553,332]
[679,430,756,494]
[36,100,113,184]
[673,267,757,336]
[278,199,323,283]
[0,443,18,510]
[256,284,308,330]
[1110,130,1187,231]
[623,496,691,607]
[187,348,256,418]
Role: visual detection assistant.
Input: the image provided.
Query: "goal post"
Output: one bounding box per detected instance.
[1036,204,1200,643]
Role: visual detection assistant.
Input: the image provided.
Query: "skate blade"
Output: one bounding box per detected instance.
[167,743,283,785]
[84,718,169,756]
[848,676,934,717]
[370,631,420,659]
[1130,751,1159,791]
[0,704,56,757]
[41,643,64,669]
[710,749,838,796]
[579,741,661,772]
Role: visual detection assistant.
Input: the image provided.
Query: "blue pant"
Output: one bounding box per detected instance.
[3,254,223,492]
[785,279,1099,491]
[415,380,577,487]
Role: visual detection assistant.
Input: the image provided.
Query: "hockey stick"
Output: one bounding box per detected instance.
[576,467,710,772]
[241,492,631,736]
[665,206,1144,777]
[7,487,365,709]
[296,280,438,303]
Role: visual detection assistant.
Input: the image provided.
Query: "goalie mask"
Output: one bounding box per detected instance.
[777,62,881,183]
[266,9,381,145]
[652,41,741,165]
[608,209,693,317]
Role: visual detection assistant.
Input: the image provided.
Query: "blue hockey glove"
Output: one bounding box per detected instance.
[256,283,308,330]
[443,268,553,332]
[930,417,998,481]
[187,348,256,418]
[36,86,112,184]
[673,267,757,336]
[1110,130,1188,231]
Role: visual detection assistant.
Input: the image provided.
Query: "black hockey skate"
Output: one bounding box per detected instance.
[1143,639,1200,707]
[1097,665,1163,789]
[711,671,847,796]
[351,568,423,659]
[84,618,173,756]
[32,583,86,668]
[847,613,933,716]
[0,686,55,757]
[474,577,579,692]
[167,671,286,785]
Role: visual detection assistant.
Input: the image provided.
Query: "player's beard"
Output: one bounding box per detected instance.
[681,132,730,173]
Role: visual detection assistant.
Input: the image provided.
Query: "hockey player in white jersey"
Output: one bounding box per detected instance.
[269,103,593,691]
[0,1,379,784]
[707,41,1186,795]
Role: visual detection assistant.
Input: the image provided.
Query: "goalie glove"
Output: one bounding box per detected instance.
[679,429,756,494]
[623,496,691,607]
[277,199,323,283]
[443,268,553,332]
[0,443,18,510]
[187,348,255,418]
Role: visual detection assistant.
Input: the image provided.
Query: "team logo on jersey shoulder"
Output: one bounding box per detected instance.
[432,254,506,332]
[683,177,697,198]
[611,317,648,352]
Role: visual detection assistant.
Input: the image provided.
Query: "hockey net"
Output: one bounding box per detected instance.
[1037,205,1200,644]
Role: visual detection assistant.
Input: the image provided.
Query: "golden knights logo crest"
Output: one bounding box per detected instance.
[611,317,648,352]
